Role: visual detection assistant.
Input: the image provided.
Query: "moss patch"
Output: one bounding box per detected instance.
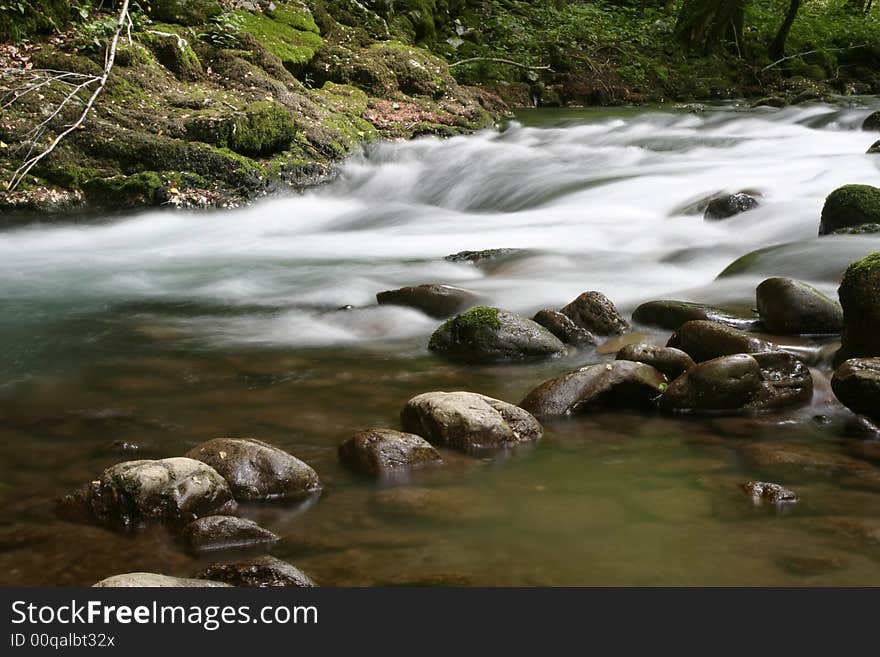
[236,8,323,70]
[820,184,880,236]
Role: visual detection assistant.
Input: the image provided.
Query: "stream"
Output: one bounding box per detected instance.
[2,101,880,585]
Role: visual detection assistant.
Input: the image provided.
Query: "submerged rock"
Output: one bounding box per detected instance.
[616,344,695,380]
[837,252,880,363]
[186,438,321,501]
[819,185,880,235]
[741,442,880,487]
[444,248,524,265]
[831,358,880,422]
[428,306,566,363]
[704,193,759,220]
[376,284,477,319]
[560,291,630,336]
[60,458,235,529]
[183,516,279,553]
[94,573,230,587]
[751,351,814,410]
[519,361,667,417]
[632,300,759,331]
[338,429,442,476]
[401,391,542,452]
[194,556,316,588]
[667,320,777,362]
[742,481,799,505]
[756,277,843,335]
[532,309,597,347]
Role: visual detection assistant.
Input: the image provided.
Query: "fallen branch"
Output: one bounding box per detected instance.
[761,45,867,72]
[449,57,553,72]
[7,0,131,191]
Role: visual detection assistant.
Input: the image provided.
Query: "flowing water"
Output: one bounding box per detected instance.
[3,102,880,586]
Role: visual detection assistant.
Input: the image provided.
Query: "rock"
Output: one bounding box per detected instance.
[660,352,812,414]
[756,277,843,335]
[632,300,759,330]
[704,193,759,220]
[742,481,798,504]
[616,344,695,380]
[428,306,565,363]
[837,252,880,362]
[338,429,442,476]
[183,516,279,553]
[659,354,763,413]
[519,361,667,417]
[819,184,880,235]
[94,573,230,587]
[532,309,597,347]
[741,443,880,487]
[560,291,629,336]
[750,351,814,410]
[401,391,542,452]
[832,223,880,235]
[376,284,477,319]
[667,320,777,362]
[752,96,787,108]
[444,248,523,265]
[868,140,880,154]
[186,438,321,501]
[194,556,316,587]
[863,110,880,131]
[59,458,235,529]
[151,0,222,27]
[831,358,880,422]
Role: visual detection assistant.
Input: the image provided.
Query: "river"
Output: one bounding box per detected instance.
[2,102,880,585]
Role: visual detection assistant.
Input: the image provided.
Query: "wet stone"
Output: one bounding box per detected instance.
[94,573,231,587]
[532,309,597,347]
[194,556,316,588]
[338,429,443,477]
[742,481,799,505]
[183,516,279,553]
[616,344,695,380]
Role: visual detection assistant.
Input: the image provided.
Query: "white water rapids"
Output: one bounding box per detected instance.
[2,102,880,356]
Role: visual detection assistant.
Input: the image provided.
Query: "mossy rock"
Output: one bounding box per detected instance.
[150,0,222,26]
[838,252,880,362]
[142,27,204,81]
[819,184,880,236]
[0,0,71,41]
[81,172,166,208]
[186,102,298,157]
[369,42,454,98]
[30,47,103,77]
[235,8,323,71]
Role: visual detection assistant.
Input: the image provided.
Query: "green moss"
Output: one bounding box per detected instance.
[267,3,320,34]
[844,252,880,280]
[142,27,204,80]
[150,0,222,26]
[82,172,165,207]
[236,9,323,70]
[454,306,502,331]
[820,184,880,235]
[186,102,297,156]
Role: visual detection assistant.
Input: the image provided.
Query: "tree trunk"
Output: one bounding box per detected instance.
[769,0,802,62]
[674,0,749,54]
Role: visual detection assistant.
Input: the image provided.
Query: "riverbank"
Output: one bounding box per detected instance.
[2,1,878,217]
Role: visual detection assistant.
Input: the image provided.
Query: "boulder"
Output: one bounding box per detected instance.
[742,481,798,504]
[667,320,777,362]
[60,458,235,529]
[428,306,566,363]
[704,193,759,220]
[756,277,843,335]
[819,184,880,236]
[632,300,759,331]
[863,110,880,131]
[151,0,222,26]
[615,344,695,380]
[193,556,316,587]
[376,284,477,319]
[868,140,880,154]
[659,354,763,413]
[837,252,880,362]
[338,429,442,476]
[186,438,321,501]
[831,358,880,422]
[560,291,629,335]
[183,516,279,553]
[519,361,667,417]
[659,352,812,414]
[532,309,597,347]
[94,573,230,587]
[401,391,542,452]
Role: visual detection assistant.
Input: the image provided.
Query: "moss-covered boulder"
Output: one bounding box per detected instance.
[141,27,203,80]
[236,5,322,71]
[150,0,222,26]
[187,102,298,156]
[837,252,880,363]
[428,306,566,363]
[863,111,880,131]
[819,184,880,236]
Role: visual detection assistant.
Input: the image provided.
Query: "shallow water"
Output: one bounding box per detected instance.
[2,102,880,586]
